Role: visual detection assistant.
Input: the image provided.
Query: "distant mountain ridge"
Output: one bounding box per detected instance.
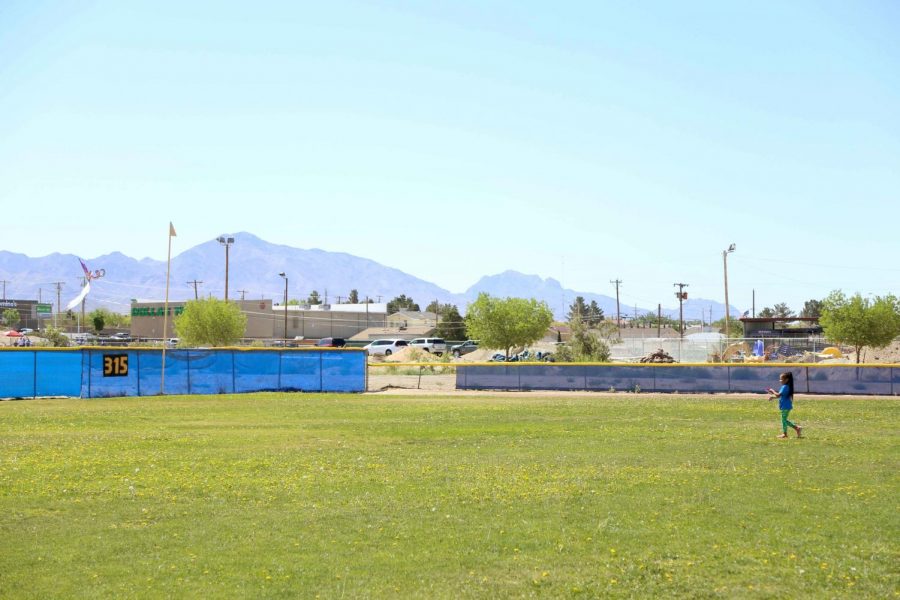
[0,232,740,321]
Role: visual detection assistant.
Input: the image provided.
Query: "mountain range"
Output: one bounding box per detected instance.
[0,232,739,321]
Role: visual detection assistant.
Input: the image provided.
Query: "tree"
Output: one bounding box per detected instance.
[758,307,775,318]
[712,317,743,337]
[773,303,794,318]
[40,325,70,347]
[554,313,616,362]
[91,311,105,334]
[307,291,322,305]
[2,308,19,330]
[465,293,553,360]
[801,299,823,318]
[174,298,247,347]
[348,289,359,304]
[819,291,900,363]
[387,294,419,314]
[567,296,589,322]
[425,302,466,340]
[587,301,605,326]
[88,308,120,334]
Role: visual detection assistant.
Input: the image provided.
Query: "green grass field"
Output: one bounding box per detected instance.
[1,393,897,598]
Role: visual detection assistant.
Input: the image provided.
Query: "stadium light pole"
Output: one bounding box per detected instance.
[217,235,235,301]
[279,272,288,341]
[723,243,735,338]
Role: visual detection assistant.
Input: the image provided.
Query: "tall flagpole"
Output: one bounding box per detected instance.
[161,222,176,394]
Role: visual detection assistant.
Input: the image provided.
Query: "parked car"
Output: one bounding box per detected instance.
[316,337,346,348]
[408,337,447,355]
[450,340,479,358]
[18,328,35,335]
[363,339,409,356]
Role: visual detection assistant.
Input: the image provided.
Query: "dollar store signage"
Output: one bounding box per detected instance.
[131,306,185,317]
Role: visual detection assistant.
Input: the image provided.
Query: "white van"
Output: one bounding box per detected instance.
[363,339,409,356]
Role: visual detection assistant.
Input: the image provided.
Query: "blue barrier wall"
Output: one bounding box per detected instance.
[457,364,898,396]
[0,348,365,398]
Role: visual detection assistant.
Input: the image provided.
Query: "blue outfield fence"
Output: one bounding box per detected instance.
[456,363,899,396]
[0,348,366,399]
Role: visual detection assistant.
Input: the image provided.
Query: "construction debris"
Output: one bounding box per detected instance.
[640,348,676,363]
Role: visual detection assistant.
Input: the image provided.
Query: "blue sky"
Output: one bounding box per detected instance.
[2,0,898,313]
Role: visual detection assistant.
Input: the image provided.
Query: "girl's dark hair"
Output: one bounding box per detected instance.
[782,371,794,397]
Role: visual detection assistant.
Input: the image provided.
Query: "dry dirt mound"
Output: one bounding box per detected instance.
[379,347,446,363]
[846,339,900,364]
[457,348,500,362]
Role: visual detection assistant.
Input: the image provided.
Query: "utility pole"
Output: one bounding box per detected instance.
[723,243,735,339]
[237,289,248,301]
[752,289,756,318]
[187,280,203,300]
[217,236,235,301]
[610,279,622,332]
[657,304,661,337]
[673,283,689,338]
[54,282,64,328]
[0,280,8,300]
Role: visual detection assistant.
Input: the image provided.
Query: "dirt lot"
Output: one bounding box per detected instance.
[846,339,900,363]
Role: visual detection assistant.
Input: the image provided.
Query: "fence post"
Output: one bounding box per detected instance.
[137,351,141,397]
[187,350,192,395]
[87,349,92,399]
[231,350,236,394]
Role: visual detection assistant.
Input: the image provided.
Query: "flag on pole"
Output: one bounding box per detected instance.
[65,281,91,311]
[169,222,177,237]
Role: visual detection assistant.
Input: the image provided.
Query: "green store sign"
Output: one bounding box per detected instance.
[131,306,184,317]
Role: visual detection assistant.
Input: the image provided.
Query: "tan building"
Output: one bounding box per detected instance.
[385,310,437,330]
[130,299,275,340]
[273,303,388,340]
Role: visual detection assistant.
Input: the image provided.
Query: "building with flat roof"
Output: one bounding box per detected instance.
[272,303,388,340]
[0,298,52,330]
[128,299,389,342]
[130,299,274,340]
[739,317,822,338]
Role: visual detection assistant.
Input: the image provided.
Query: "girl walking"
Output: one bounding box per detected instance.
[768,372,803,439]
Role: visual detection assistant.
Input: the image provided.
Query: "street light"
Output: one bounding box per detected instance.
[217,236,235,301]
[279,272,288,341]
[723,243,736,339]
